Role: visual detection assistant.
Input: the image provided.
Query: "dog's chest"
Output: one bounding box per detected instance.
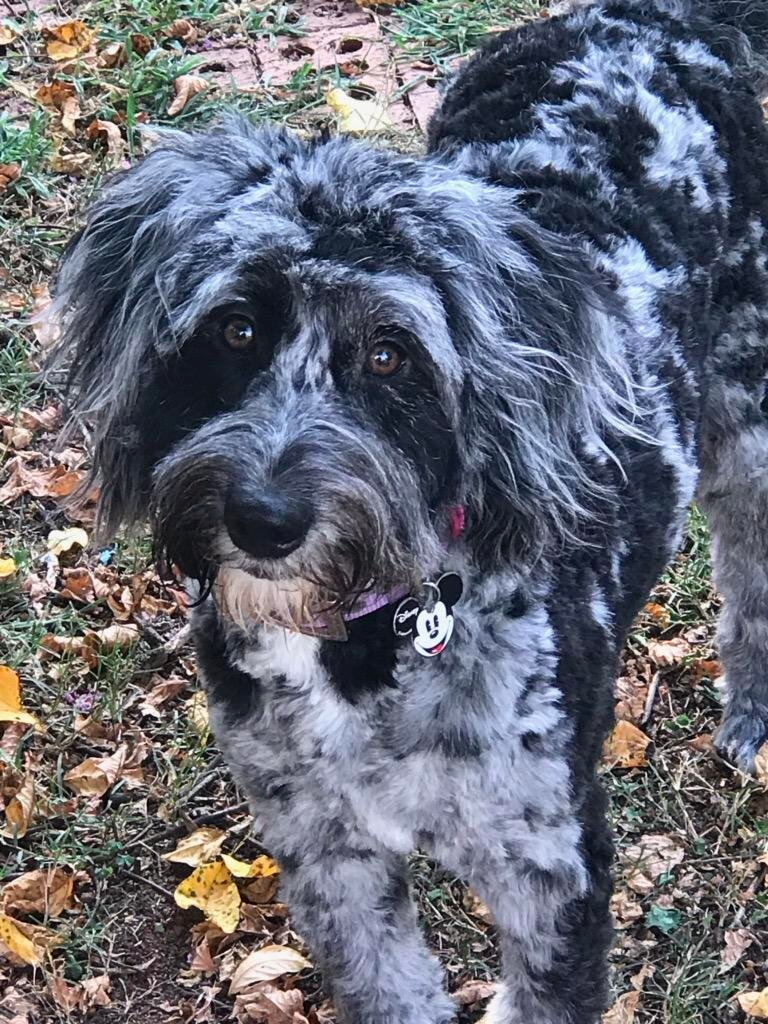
[217,594,575,854]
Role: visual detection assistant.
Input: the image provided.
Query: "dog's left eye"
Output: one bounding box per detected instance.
[366,343,404,378]
[222,317,256,351]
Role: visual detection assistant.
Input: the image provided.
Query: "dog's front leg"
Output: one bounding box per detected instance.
[272,831,455,1024]
[442,779,613,1024]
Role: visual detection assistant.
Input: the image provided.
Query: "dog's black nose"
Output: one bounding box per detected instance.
[224,490,313,559]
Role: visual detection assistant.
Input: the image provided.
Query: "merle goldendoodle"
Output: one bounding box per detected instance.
[52,1,768,1020]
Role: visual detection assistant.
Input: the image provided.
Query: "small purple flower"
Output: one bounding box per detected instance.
[64,690,77,705]
[75,692,95,713]
[201,36,213,50]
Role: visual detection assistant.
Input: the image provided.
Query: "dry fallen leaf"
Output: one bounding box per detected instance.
[452,980,497,1007]
[739,989,768,1019]
[603,991,640,1024]
[643,601,669,626]
[139,676,188,716]
[0,666,42,731]
[35,81,80,137]
[1,868,75,918]
[229,944,311,994]
[0,22,18,45]
[0,163,20,193]
[0,458,84,504]
[167,74,208,116]
[162,827,227,867]
[1,769,36,838]
[85,119,125,166]
[621,834,685,894]
[165,18,198,44]
[602,720,649,769]
[43,21,95,62]
[755,742,768,786]
[647,637,691,667]
[610,889,643,928]
[175,861,241,934]
[64,743,142,797]
[186,691,210,736]
[326,87,392,133]
[689,658,722,683]
[720,928,752,972]
[0,913,57,965]
[234,985,306,1022]
[0,558,16,579]
[47,526,88,556]
[221,854,280,879]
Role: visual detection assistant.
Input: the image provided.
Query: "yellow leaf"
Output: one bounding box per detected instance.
[739,989,768,1019]
[0,22,18,45]
[0,666,42,730]
[44,21,94,62]
[602,720,649,769]
[229,943,310,994]
[0,558,16,579]
[0,912,57,965]
[326,87,392,133]
[162,827,226,867]
[221,853,280,879]
[174,861,240,934]
[47,527,88,556]
[186,691,210,737]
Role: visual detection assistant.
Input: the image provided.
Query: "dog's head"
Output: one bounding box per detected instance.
[52,119,640,616]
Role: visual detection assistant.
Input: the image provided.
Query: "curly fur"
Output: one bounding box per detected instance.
[52,1,768,1021]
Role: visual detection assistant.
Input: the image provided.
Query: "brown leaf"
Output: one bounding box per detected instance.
[0,769,36,838]
[167,75,208,116]
[234,985,306,1023]
[620,834,685,894]
[603,991,640,1024]
[35,81,79,136]
[130,33,152,57]
[689,658,722,683]
[0,458,83,504]
[1,868,75,918]
[0,163,20,193]
[755,741,768,786]
[643,602,670,627]
[165,19,198,44]
[610,889,643,928]
[602,720,650,769]
[647,637,691,667]
[452,980,496,1007]
[720,928,752,972]
[0,23,18,45]
[17,405,60,433]
[64,743,140,797]
[98,40,125,68]
[49,974,111,1012]
[85,119,125,166]
[50,150,91,176]
[43,21,95,62]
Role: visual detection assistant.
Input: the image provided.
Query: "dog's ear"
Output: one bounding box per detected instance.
[49,140,198,535]
[49,120,294,537]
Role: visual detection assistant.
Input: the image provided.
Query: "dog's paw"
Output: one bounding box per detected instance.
[715,700,768,773]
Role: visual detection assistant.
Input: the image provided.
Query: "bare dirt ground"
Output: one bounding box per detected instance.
[1,2,767,1022]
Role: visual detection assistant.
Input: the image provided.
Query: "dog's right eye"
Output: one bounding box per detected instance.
[222,317,256,351]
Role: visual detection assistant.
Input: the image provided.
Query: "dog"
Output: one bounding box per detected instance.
[51,1,768,1020]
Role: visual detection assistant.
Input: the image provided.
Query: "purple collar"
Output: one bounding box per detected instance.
[308,504,466,638]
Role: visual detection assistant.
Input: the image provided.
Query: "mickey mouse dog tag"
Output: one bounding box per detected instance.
[393,573,463,657]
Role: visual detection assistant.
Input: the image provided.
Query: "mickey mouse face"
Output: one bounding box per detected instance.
[393,573,463,658]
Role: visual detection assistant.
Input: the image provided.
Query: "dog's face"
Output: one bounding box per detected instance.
[52,120,636,611]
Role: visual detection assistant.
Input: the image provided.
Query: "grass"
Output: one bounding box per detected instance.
[1,0,767,1021]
